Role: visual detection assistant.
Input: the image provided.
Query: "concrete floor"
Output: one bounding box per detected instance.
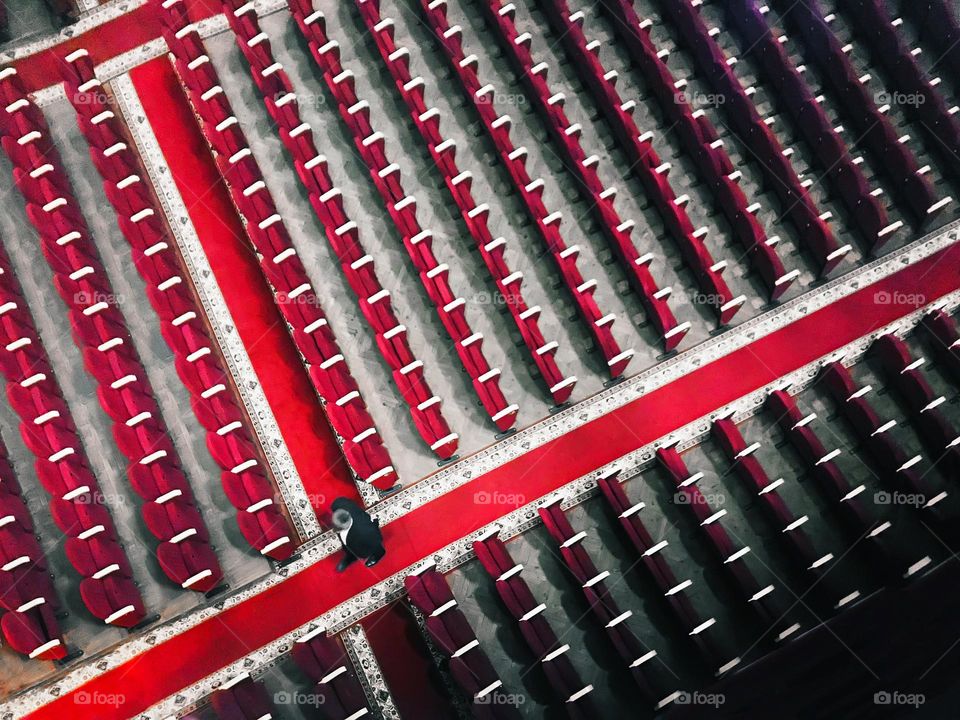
[0,98,271,695]
[3,0,960,703]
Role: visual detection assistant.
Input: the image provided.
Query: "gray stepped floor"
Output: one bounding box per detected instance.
[0,101,272,695]
[3,0,960,704]
[202,0,960,488]
[807,0,959,202]
[0,1,63,50]
[181,316,960,718]
[436,326,959,717]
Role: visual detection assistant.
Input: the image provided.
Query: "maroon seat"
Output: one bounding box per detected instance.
[210,674,277,720]
[79,575,146,627]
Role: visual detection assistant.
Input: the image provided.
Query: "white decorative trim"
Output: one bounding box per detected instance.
[342,625,401,720]
[361,225,960,530]
[1,0,285,66]
[12,282,955,720]
[5,223,957,717]
[111,73,322,539]
[0,1,150,65]
[28,4,287,108]
[4,0,292,78]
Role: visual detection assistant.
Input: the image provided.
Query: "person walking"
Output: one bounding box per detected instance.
[330,497,386,572]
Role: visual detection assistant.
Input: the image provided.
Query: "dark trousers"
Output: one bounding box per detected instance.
[339,544,385,567]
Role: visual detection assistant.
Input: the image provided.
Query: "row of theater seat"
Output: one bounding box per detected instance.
[406,566,518,719]
[426,310,959,711]
[873,333,960,479]
[711,415,857,607]
[723,0,899,251]
[0,69,165,629]
[0,424,66,661]
[765,389,911,582]
[592,0,799,301]
[0,235,149,642]
[902,0,960,92]
[596,469,739,674]
[0,65,228,592]
[216,0,459,459]
[472,530,597,716]
[655,446,806,641]
[291,625,372,720]
[921,306,960,383]
[537,500,680,710]
[349,0,579,405]
[820,359,951,541]
[775,0,944,223]
[482,0,745,327]
[0,240,151,632]
[843,0,960,179]
[660,0,851,276]
[181,627,374,720]
[417,0,654,369]
[156,0,399,491]
[207,673,277,720]
[58,49,293,563]
[284,0,518,433]
[0,0,76,43]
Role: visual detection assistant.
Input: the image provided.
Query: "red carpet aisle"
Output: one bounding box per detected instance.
[361,604,456,719]
[25,239,960,720]
[9,1,223,93]
[130,58,357,512]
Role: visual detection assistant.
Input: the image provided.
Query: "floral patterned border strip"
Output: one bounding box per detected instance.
[112,72,322,539]
[7,281,955,720]
[341,625,401,720]
[4,218,958,718]
[0,0,294,66]
[362,225,960,531]
[0,0,148,64]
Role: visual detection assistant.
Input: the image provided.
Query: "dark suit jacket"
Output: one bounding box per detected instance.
[331,498,384,558]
